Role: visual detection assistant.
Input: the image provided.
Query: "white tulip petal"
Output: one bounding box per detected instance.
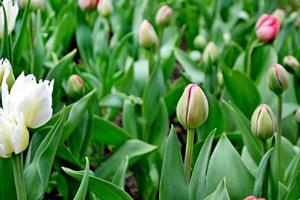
[0,0,19,38]
[11,113,29,154]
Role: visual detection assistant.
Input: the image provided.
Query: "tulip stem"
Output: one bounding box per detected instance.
[184,128,195,181]
[246,39,258,77]
[276,94,283,182]
[262,140,268,197]
[12,153,26,200]
[148,49,154,75]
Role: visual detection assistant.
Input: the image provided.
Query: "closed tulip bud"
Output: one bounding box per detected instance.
[268,63,289,95]
[97,0,113,17]
[0,58,15,89]
[251,104,275,140]
[66,74,85,98]
[273,9,285,25]
[0,0,19,38]
[255,14,280,42]
[155,5,172,27]
[202,42,218,64]
[78,0,99,10]
[244,196,266,200]
[223,32,231,44]
[176,84,209,129]
[138,20,158,49]
[189,50,201,62]
[295,108,300,123]
[283,55,299,72]
[17,0,45,9]
[193,35,207,49]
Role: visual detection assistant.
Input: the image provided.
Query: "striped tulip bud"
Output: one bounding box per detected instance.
[283,55,299,72]
[251,104,275,140]
[202,42,218,64]
[268,63,289,95]
[193,35,207,49]
[138,20,158,49]
[155,5,172,27]
[255,14,280,42]
[176,84,209,129]
[97,0,113,17]
[66,75,85,98]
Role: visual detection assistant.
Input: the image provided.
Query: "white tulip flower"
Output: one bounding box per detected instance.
[0,58,15,88]
[2,73,54,128]
[0,110,28,158]
[0,0,19,38]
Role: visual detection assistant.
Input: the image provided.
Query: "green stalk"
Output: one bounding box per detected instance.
[148,49,154,75]
[184,128,195,181]
[276,94,283,182]
[12,153,26,200]
[246,39,258,77]
[262,140,268,197]
[157,27,164,61]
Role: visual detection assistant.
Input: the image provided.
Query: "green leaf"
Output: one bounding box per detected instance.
[122,100,138,138]
[206,134,255,199]
[24,110,66,200]
[92,116,132,146]
[174,48,204,83]
[62,168,133,200]
[253,148,273,197]
[285,171,300,200]
[74,157,90,200]
[112,156,129,189]
[76,25,93,66]
[159,127,189,200]
[285,153,300,187]
[223,101,262,164]
[95,139,156,180]
[190,129,215,200]
[204,178,230,200]
[0,159,16,199]
[222,64,261,118]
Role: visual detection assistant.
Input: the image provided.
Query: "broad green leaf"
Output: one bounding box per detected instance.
[285,172,300,200]
[204,178,230,200]
[62,168,133,200]
[76,25,93,67]
[190,129,215,200]
[0,159,16,199]
[159,127,189,200]
[222,101,262,164]
[253,148,273,197]
[74,157,90,200]
[24,110,66,200]
[92,116,132,146]
[122,100,138,138]
[174,48,204,83]
[285,153,300,187]
[206,134,255,199]
[112,156,129,189]
[222,64,261,118]
[95,139,156,180]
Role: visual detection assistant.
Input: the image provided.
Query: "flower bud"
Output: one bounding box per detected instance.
[202,42,218,64]
[155,5,172,27]
[244,196,266,200]
[189,50,201,62]
[0,58,15,89]
[0,0,19,38]
[176,84,209,129]
[223,32,231,44]
[295,108,300,123]
[138,20,158,49]
[268,63,289,95]
[251,104,275,140]
[283,55,299,72]
[255,14,280,42]
[193,35,207,49]
[273,9,285,25]
[78,0,99,10]
[66,74,85,98]
[97,0,113,17]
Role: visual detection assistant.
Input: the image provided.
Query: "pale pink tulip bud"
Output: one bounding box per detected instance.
[255,14,280,42]
[78,0,99,10]
[268,63,289,95]
[244,196,266,200]
[138,20,158,49]
[66,74,85,98]
[97,0,113,17]
[155,5,172,27]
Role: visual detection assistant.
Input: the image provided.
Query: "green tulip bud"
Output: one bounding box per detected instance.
[138,20,158,49]
[223,32,231,44]
[176,83,209,129]
[193,35,207,49]
[97,0,113,17]
[268,63,289,95]
[202,42,218,64]
[283,55,299,73]
[155,5,172,27]
[295,108,300,123]
[66,74,85,98]
[251,104,275,140]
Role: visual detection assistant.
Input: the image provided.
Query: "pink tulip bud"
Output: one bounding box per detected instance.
[78,0,99,10]
[255,14,280,42]
[268,63,289,95]
[244,195,266,200]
